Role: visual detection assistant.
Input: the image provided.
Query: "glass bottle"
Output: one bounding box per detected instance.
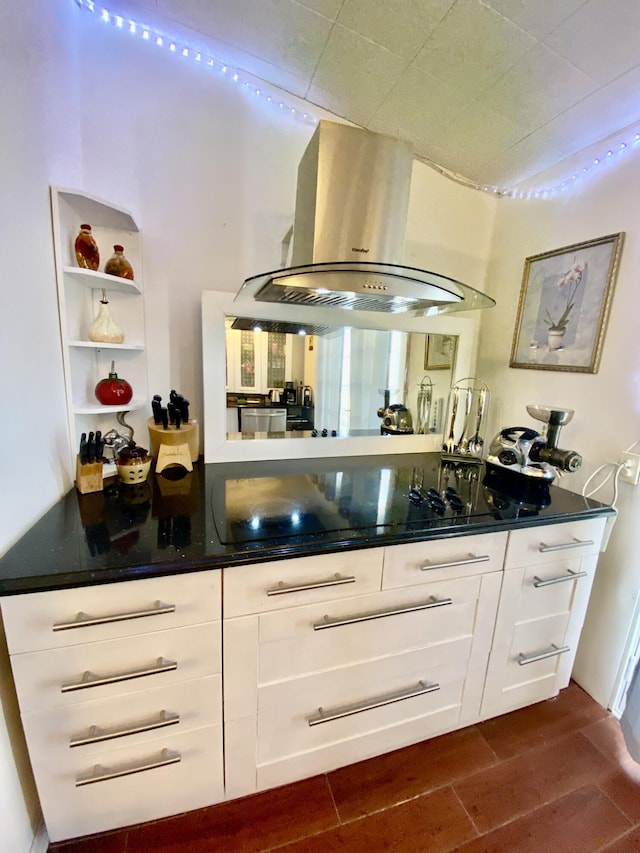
[104,244,134,280]
[88,289,125,343]
[74,224,100,270]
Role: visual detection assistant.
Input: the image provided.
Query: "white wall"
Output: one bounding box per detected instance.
[476,153,640,707]
[0,4,81,850]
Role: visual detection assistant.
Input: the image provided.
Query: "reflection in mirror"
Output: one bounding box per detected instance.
[225,317,457,440]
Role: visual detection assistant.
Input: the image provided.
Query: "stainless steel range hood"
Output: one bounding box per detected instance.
[235,120,495,317]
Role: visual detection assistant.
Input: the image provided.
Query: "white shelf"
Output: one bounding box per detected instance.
[63,266,142,294]
[51,186,149,477]
[72,399,147,416]
[69,340,145,351]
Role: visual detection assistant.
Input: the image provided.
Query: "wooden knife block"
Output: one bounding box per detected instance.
[75,457,104,494]
[147,419,199,463]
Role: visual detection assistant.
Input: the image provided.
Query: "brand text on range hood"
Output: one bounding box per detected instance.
[235,120,495,316]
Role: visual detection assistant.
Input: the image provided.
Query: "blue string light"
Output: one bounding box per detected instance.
[74,0,640,200]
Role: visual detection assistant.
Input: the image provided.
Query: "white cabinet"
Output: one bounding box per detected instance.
[225,327,294,393]
[481,517,607,719]
[1,571,224,842]
[223,537,506,797]
[50,187,149,476]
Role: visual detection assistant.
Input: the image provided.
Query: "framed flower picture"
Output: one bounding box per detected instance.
[510,233,624,373]
[424,333,456,370]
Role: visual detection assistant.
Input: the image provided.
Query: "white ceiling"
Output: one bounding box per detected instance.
[97,0,640,189]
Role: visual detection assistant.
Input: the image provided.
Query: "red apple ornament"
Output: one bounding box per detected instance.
[95,361,133,406]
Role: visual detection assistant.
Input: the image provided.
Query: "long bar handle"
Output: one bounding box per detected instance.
[61,657,177,693]
[307,680,440,726]
[313,596,452,631]
[70,710,180,747]
[538,538,594,553]
[53,600,176,631]
[75,748,181,787]
[420,553,490,571]
[533,569,588,588]
[517,644,570,666]
[266,573,356,596]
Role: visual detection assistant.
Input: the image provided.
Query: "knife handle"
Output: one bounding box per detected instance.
[95,430,104,462]
[79,433,88,465]
[87,431,95,464]
[160,408,169,429]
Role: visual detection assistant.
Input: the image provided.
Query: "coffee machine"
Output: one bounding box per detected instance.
[486,405,582,484]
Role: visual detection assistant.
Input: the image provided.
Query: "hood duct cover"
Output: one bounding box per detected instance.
[235,120,495,316]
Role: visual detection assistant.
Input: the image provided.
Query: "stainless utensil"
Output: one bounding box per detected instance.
[457,388,473,452]
[467,388,487,456]
[443,388,459,453]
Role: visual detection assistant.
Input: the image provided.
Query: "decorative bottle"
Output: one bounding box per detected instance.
[95,361,133,406]
[104,244,134,280]
[88,289,125,344]
[74,224,100,270]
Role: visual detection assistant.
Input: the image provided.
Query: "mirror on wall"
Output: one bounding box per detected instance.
[224,318,457,440]
[202,290,480,463]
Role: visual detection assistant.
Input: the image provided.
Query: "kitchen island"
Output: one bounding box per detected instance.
[0,453,614,842]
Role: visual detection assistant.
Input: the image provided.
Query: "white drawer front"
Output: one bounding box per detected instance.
[505,517,606,569]
[22,675,222,764]
[257,639,470,764]
[38,724,224,843]
[516,558,594,622]
[2,571,221,654]
[382,532,507,588]
[258,576,482,683]
[223,549,384,618]
[10,621,221,712]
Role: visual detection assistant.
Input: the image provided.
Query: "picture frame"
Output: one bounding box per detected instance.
[510,232,624,373]
[424,333,455,370]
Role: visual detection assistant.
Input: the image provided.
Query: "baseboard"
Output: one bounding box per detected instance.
[29,819,49,853]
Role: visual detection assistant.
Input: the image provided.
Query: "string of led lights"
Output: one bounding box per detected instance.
[74,0,640,199]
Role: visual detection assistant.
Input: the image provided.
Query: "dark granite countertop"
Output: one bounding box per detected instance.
[0,453,613,595]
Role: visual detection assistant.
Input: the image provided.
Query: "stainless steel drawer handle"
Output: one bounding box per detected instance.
[70,710,180,747]
[53,600,176,631]
[266,573,356,596]
[61,657,177,693]
[533,569,588,588]
[75,747,181,787]
[307,680,440,726]
[420,553,490,571]
[313,596,453,631]
[517,644,570,666]
[538,538,594,553]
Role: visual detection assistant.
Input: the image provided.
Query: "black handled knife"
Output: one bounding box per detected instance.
[87,431,95,463]
[79,432,88,464]
[95,430,104,462]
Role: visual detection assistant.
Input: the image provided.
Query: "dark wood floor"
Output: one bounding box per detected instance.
[50,682,640,852]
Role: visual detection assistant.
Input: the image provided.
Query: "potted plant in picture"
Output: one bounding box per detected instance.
[544,260,588,350]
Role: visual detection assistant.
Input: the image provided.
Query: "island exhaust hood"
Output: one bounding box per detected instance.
[235,120,495,317]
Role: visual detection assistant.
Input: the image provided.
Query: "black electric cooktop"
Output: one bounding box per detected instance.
[209,453,554,546]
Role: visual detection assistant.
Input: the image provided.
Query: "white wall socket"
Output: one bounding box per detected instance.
[621,452,640,485]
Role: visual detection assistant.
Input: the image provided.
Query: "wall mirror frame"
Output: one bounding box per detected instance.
[202,290,480,463]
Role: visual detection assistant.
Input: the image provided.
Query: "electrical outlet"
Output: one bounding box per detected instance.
[621,452,640,485]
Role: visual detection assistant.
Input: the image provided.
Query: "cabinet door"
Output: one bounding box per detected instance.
[223,549,384,618]
[10,621,221,711]
[1,570,221,654]
[226,328,294,393]
[39,723,224,842]
[481,552,600,718]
